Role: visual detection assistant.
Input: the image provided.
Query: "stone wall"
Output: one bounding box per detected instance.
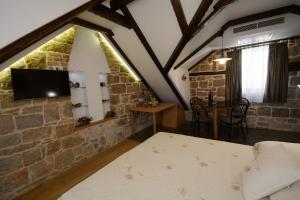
[188,39,300,133]
[98,34,152,133]
[0,27,152,199]
[190,50,226,102]
[246,38,300,132]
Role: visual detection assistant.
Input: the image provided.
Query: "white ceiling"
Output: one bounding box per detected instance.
[1,0,299,107]
[128,0,182,67]
[75,0,300,106]
[176,0,298,67]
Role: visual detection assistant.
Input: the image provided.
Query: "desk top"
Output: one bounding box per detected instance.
[130,103,177,113]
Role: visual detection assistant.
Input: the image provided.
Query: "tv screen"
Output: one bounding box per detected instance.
[11,69,71,100]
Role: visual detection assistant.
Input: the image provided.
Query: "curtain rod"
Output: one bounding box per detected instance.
[224,35,299,51]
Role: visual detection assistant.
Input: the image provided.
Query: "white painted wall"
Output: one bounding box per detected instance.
[112,26,180,103]
[0,24,73,71]
[223,14,300,48]
[68,26,110,121]
[168,68,190,107]
[176,0,296,67]
[180,0,202,24]
[128,0,182,67]
[0,0,89,49]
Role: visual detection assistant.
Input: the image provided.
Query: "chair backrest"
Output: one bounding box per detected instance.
[239,97,250,115]
[190,97,202,108]
[197,103,210,122]
[190,97,201,121]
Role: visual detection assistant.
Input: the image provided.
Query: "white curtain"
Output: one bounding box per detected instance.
[242,45,269,102]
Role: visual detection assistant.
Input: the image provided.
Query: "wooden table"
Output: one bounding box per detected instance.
[131,103,184,134]
[206,105,231,139]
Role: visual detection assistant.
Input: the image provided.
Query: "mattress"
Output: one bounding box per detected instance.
[59,132,254,200]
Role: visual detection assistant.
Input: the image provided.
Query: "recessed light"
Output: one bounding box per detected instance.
[297,85,300,88]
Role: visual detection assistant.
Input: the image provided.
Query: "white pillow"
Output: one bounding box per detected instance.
[242,144,300,200]
[254,141,300,164]
[270,181,300,200]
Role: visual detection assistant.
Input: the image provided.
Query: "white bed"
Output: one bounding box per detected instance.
[59,132,254,200]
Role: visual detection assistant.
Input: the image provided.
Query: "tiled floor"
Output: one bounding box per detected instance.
[130,121,300,145]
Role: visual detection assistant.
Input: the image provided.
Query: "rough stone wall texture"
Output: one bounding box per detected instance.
[190,50,226,102]
[0,28,151,199]
[97,34,152,133]
[188,39,300,133]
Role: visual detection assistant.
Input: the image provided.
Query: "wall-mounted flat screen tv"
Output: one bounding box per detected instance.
[11,69,71,100]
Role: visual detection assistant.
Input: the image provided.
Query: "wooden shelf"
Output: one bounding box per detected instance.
[74,117,117,131]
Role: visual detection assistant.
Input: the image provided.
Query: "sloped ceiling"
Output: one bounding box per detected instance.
[176,0,299,68]
[1,0,299,109]
[0,0,90,49]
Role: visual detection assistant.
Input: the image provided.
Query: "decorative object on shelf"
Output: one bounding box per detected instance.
[105,111,115,118]
[69,81,80,88]
[208,90,214,107]
[147,97,159,107]
[100,82,106,87]
[72,103,82,108]
[213,35,232,65]
[138,98,144,106]
[102,99,110,103]
[76,116,92,127]
[181,74,187,81]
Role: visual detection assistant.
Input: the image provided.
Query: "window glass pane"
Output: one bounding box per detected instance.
[242,45,269,102]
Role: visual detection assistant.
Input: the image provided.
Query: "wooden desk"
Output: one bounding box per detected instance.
[131,103,184,134]
[206,106,231,139]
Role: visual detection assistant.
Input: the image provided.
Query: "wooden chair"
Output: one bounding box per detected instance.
[232,98,250,135]
[196,103,213,137]
[190,97,202,127]
[220,107,246,143]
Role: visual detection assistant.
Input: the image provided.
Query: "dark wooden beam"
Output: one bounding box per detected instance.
[188,50,216,71]
[174,30,222,70]
[121,6,188,110]
[192,0,235,38]
[170,0,188,34]
[189,71,226,76]
[0,0,105,65]
[164,0,214,73]
[89,4,131,28]
[71,18,114,36]
[213,0,235,10]
[110,0,136,11]
[220,5,299,32]
[106,35,161,101]
[288,62,300,71]
[174,5,300,70]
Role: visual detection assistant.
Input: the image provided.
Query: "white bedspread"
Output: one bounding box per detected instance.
[59,132,254,200]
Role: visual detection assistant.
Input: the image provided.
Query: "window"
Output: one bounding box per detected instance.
[242,45,269,102]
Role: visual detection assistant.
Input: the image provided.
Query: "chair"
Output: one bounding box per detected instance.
[232,98,250,135]
[220,107,246,143]
[190,97,202,127]
[191,103,213,137]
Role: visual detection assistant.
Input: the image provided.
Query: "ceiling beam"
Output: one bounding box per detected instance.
[173,5,300,70]
[110,0,137,11]
[89,4,132,29]
[213,0,236,11]
[190,71,226,76]
[174,31,222,70]
[105,35,161,101]
[71,18,114,36]
[121,6,188,110]
[170,0,188,34]
[192,0,235,38]
[188,50,216,71]
[0,0,105,65]
[164,0,215,73]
